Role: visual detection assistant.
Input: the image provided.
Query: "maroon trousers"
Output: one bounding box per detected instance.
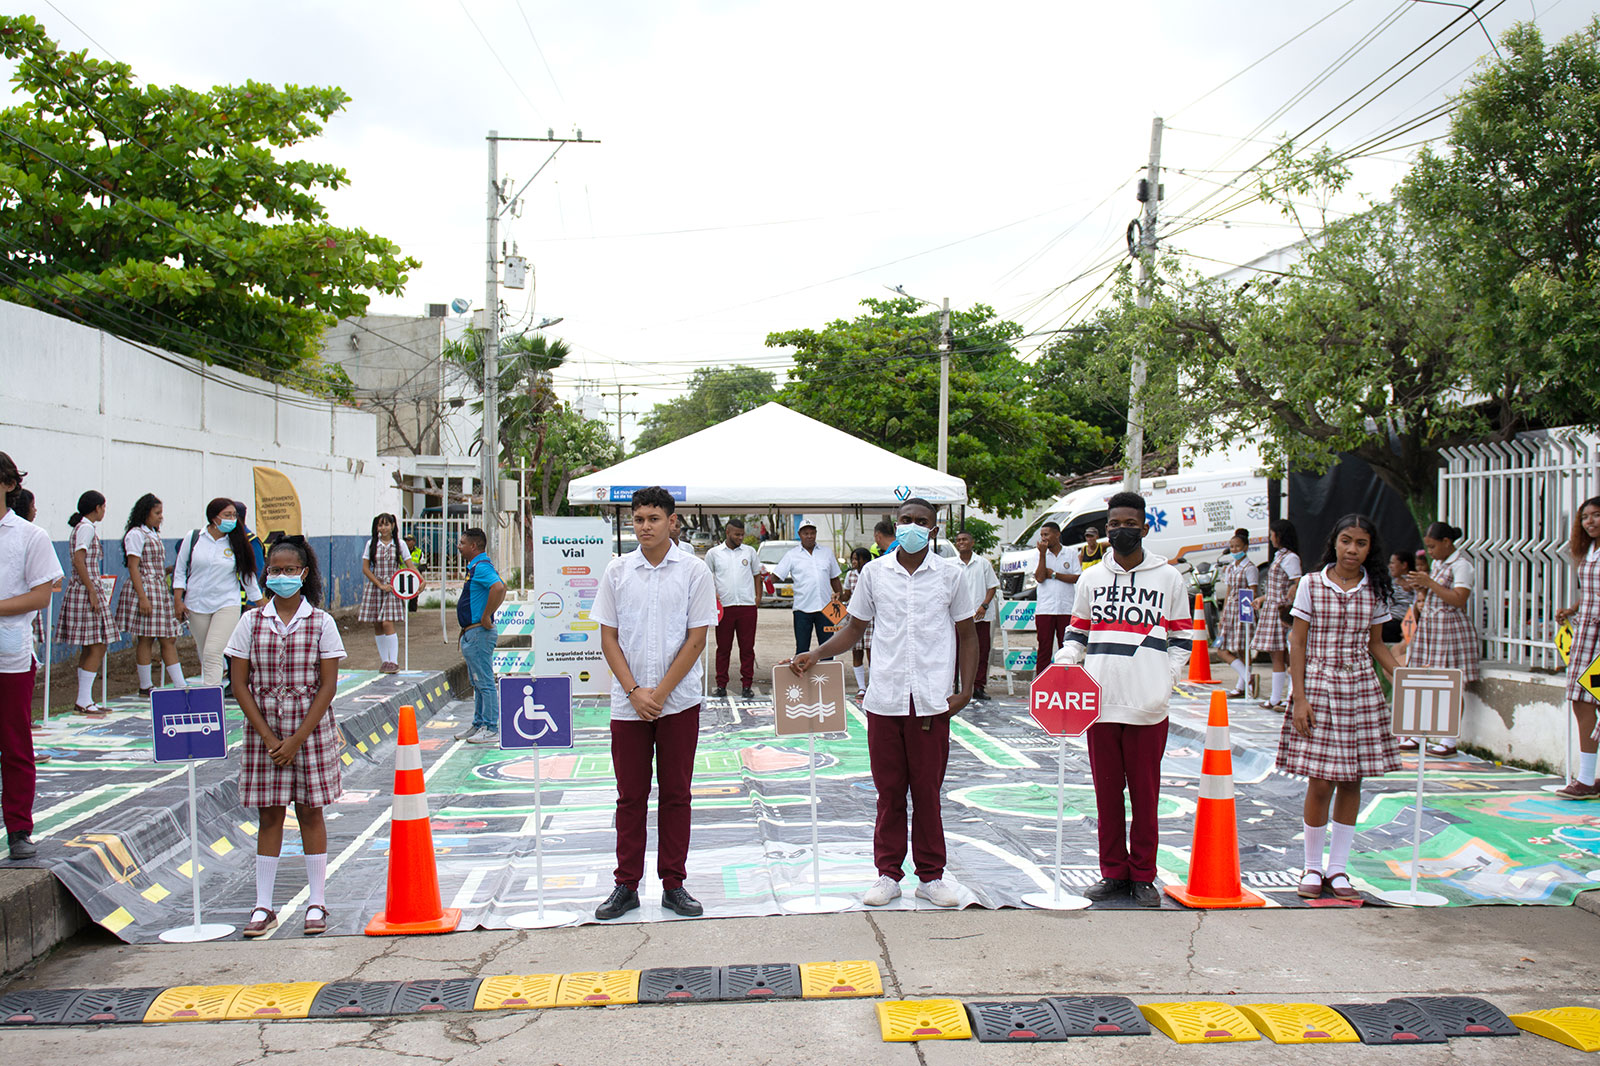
[867,704,950,883]
[610,704,700,889]
[1036,613,1070,673]
[714,605,758,689]
[0,668,37,836]
[1086,718,1169,882]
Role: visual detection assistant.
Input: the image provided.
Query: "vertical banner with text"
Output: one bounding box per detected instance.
[531,516,612,696]
[252,466,302,539]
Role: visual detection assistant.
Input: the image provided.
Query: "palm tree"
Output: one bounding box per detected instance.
[441,327,571,468]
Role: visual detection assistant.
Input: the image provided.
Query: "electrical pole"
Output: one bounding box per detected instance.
[936,296,951,474]
[612,386,638,449]
[1123,116,1163,493]
[483,130,501,557]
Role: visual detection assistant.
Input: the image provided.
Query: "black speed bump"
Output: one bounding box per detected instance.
[721,963,801,1000]
[1330,1001,1448,1044]
[1042,995,1152,1037]
[392,979,482,1014]
[0,989,89,1025]
[63,987,163,1025]
[309,981,404,1018]
[1391,996,1519,1038]
[638,967,720,1003]
[965,1000,1069,1042]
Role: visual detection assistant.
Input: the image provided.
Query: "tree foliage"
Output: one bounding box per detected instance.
[632,365,775,454]
[0,14,418,392]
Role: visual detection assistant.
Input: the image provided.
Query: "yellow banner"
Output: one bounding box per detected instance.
[252,466,302,539]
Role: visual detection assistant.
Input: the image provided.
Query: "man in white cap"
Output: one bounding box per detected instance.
[771,521,842,657]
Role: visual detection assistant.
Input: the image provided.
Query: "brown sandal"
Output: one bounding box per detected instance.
[1326,872,1360,901]
[74,703,107,718]
[242,907,277,938]
[303,904,327,936]
[1297,870,1325,899]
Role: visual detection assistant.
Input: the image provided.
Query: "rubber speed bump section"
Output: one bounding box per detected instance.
[555,971,640,1007]
[1139,1001,1261,1043]
[392,979,482,1014]
[1236,1003,1359,1044]
[62,987,163,1025]
[1043,995,1151,1037]
[966,1000,1068,1042]
[0,989,88,1024]
[144,985,245,1022]
[226,982,326,1020]
[638,967,720,1004]
[1330,1001,1447,1044]
[1392,995,1519,1037]
[309,982,403,1018]
[799,960,882,999]
[877,999,972,1041]
[1509,1007,1600,1052]
[721,963,801,1000]
[474,974,560,1011]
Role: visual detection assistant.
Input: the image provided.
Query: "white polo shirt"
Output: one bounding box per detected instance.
[592,547,718,721]
[705,541,761,606]
[847,550,975,717]
[0,511,63,673]
[957,554,999,617]
[174,529,263,612]
[773,543,838,613]
[1035,547,1080,615]
[223,599,347,660]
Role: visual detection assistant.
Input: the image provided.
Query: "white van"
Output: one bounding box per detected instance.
[996,469,1272,598]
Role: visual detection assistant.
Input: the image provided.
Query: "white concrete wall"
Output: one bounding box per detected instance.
[1463,667,1576,774]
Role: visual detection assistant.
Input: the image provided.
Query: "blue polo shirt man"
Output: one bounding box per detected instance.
[454,527,506,743]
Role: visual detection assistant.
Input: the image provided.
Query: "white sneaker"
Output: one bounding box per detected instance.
[914,878,960,908]
[862,875,902,906]
[466,728,496,744]
[453,725,482,741]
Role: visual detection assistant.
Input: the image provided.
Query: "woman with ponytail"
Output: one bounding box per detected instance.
[112,493,185,696]
[56,492,116,714]
[173,498,263,688]
[1398,520,1480,757]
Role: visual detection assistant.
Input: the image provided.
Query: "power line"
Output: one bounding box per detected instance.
[1170,0,1362,119]
[513,0,567,104]
[456,0,547,121]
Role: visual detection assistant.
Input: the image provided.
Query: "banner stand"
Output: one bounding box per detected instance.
[40,597,51,724]
[1020,737,1091,910]
[1376,753,1448,908]
[783,733,851,914]
[505,750,579,928]
[159,762,234,942]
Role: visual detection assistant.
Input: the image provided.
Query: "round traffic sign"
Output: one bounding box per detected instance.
[1029,663,1102,737]
[390,568,423,601]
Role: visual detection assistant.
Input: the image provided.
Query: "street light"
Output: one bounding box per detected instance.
[536,316,563,329]
[887,285,953,474]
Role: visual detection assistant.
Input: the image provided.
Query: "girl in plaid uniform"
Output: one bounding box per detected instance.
[358,513,405,673]
[1398,521,1480,757]
[57,491,115,715]
[1277,514,1401,901]
[226,536,346,937]
[843,548,874,699]
[1214,528,1259,698]
[1252,519,1303,711]
[112,494,185,696]
[1555,496,1600,800]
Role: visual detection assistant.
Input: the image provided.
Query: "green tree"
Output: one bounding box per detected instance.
[632,365,775,453]
[0,15,417,392]
[767,297,1105,517]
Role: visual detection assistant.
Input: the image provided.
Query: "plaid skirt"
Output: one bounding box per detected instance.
[113,568,182,638]
[57,580,116,645]
[1275,660,1399,782]
[1217,602,1249,654]
[1409,607,1480,681]
[358,580,405,623]
[238,693,343,808]
[1568,615,1600,704]
[1251,616,1289,653]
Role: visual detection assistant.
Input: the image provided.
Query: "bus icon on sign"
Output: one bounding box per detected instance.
[163,711,222,737]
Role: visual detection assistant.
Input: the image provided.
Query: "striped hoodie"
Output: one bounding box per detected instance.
[1055,549,1192,726]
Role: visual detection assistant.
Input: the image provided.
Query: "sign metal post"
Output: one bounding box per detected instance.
[390,569,422,671]
[1376,667,1460,907]
[498,675,578,928]
[1021,663,1100,910]
[773,661,852,912]
[152,687,234,942]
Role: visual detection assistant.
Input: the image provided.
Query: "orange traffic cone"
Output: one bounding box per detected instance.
[365,705,463,936]
[1166,691,1265,909]
[1186,592,1217,683]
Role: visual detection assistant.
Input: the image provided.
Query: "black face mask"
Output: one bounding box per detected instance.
[1107,527,1143,556]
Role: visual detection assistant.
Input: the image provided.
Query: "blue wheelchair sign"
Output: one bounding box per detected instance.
[1238,588,1255,625]
[151,687,228,763]
[498,675,573,749]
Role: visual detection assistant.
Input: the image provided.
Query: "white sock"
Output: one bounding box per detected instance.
[374,633,385,658]
[136,663,152,689]
[1578,751,1598,787]
[166,662,187,688]
[385,634,400,661]
[1326,820,1357,876]
[305,852,328,907]
[76,668,96,706]
[1270,672,1286,703]
[1302,821,1326,875]
[1231,660,1248,688]
[853,666,866,691]
[255,854,279,910]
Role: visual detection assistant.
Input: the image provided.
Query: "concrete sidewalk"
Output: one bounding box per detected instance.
[1,904,1596,1063]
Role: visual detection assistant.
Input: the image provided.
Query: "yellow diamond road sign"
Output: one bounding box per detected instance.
[1580,650,1600,704]
[1556,621,1573,666]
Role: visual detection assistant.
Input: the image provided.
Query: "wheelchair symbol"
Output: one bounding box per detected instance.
[512,684,559,742]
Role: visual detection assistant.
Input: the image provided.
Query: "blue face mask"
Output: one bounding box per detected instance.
[266,574,304,598]
[217,519,237,534]
[895,523,932,553]
[1231,549,1247,561]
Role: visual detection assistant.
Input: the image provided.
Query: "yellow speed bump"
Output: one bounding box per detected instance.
[1140,1001,1261,1043]
[475,974,561,1011]
[1237,1003,1359,1044]
[799,960,883,998]
[226,982,326,1020]
[876,999,972,1042]
[1510,1007,1600,1052]
[554,971,640,1007]
[144,985,245,1023]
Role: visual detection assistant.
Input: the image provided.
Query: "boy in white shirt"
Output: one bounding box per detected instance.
[1033,521,1080,677]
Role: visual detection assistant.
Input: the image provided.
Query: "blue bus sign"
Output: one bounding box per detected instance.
[151,687,229,763]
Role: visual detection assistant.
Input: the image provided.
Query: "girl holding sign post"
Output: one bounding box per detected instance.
[57,491,115,715]
[1214,528,1258,698]
[1398,522,1479,757]
[1253,519,1304,711]
[359,514,405,673]
[1554,496,1600,800]
[1277,514,1401,901]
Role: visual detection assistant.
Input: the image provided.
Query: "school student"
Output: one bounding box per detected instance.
[1033,521,1080,678]
[1554,496,1600,800]
[1057,491,1191,908]
[112,493,185,696]
[592,486,717,920]
[791,497,977,909]
[1276,514,1402,901]
[174,498,263,688]
[225,535,346,937]
[57,491,116,715]
[1398,521,1479,757]
[0,454,63,860]
[358,513,406,673]
[705,517,762,700]
[1384,553,1417,646]
[955,530,998,701]
[1252,518,1304,711]
[9,491,54,653]
[1214,528,1259,698]
[842,547,875,700]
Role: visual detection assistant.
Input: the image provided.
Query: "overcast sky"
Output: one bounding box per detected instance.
[11,0,1596,441]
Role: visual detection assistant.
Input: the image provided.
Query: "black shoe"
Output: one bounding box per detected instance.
[714,686,728,698]
[1131,881,1163,908]
[6,833,37,860]
[662,886,703,917]
[1083,877,1131,902]
[595,884,639,920]
[972,690,990,701]
[741,687,755,700]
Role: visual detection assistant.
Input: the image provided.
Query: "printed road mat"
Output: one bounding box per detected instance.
[15,678,1600,941]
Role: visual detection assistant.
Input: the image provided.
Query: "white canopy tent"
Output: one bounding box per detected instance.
[568,402,966,512]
